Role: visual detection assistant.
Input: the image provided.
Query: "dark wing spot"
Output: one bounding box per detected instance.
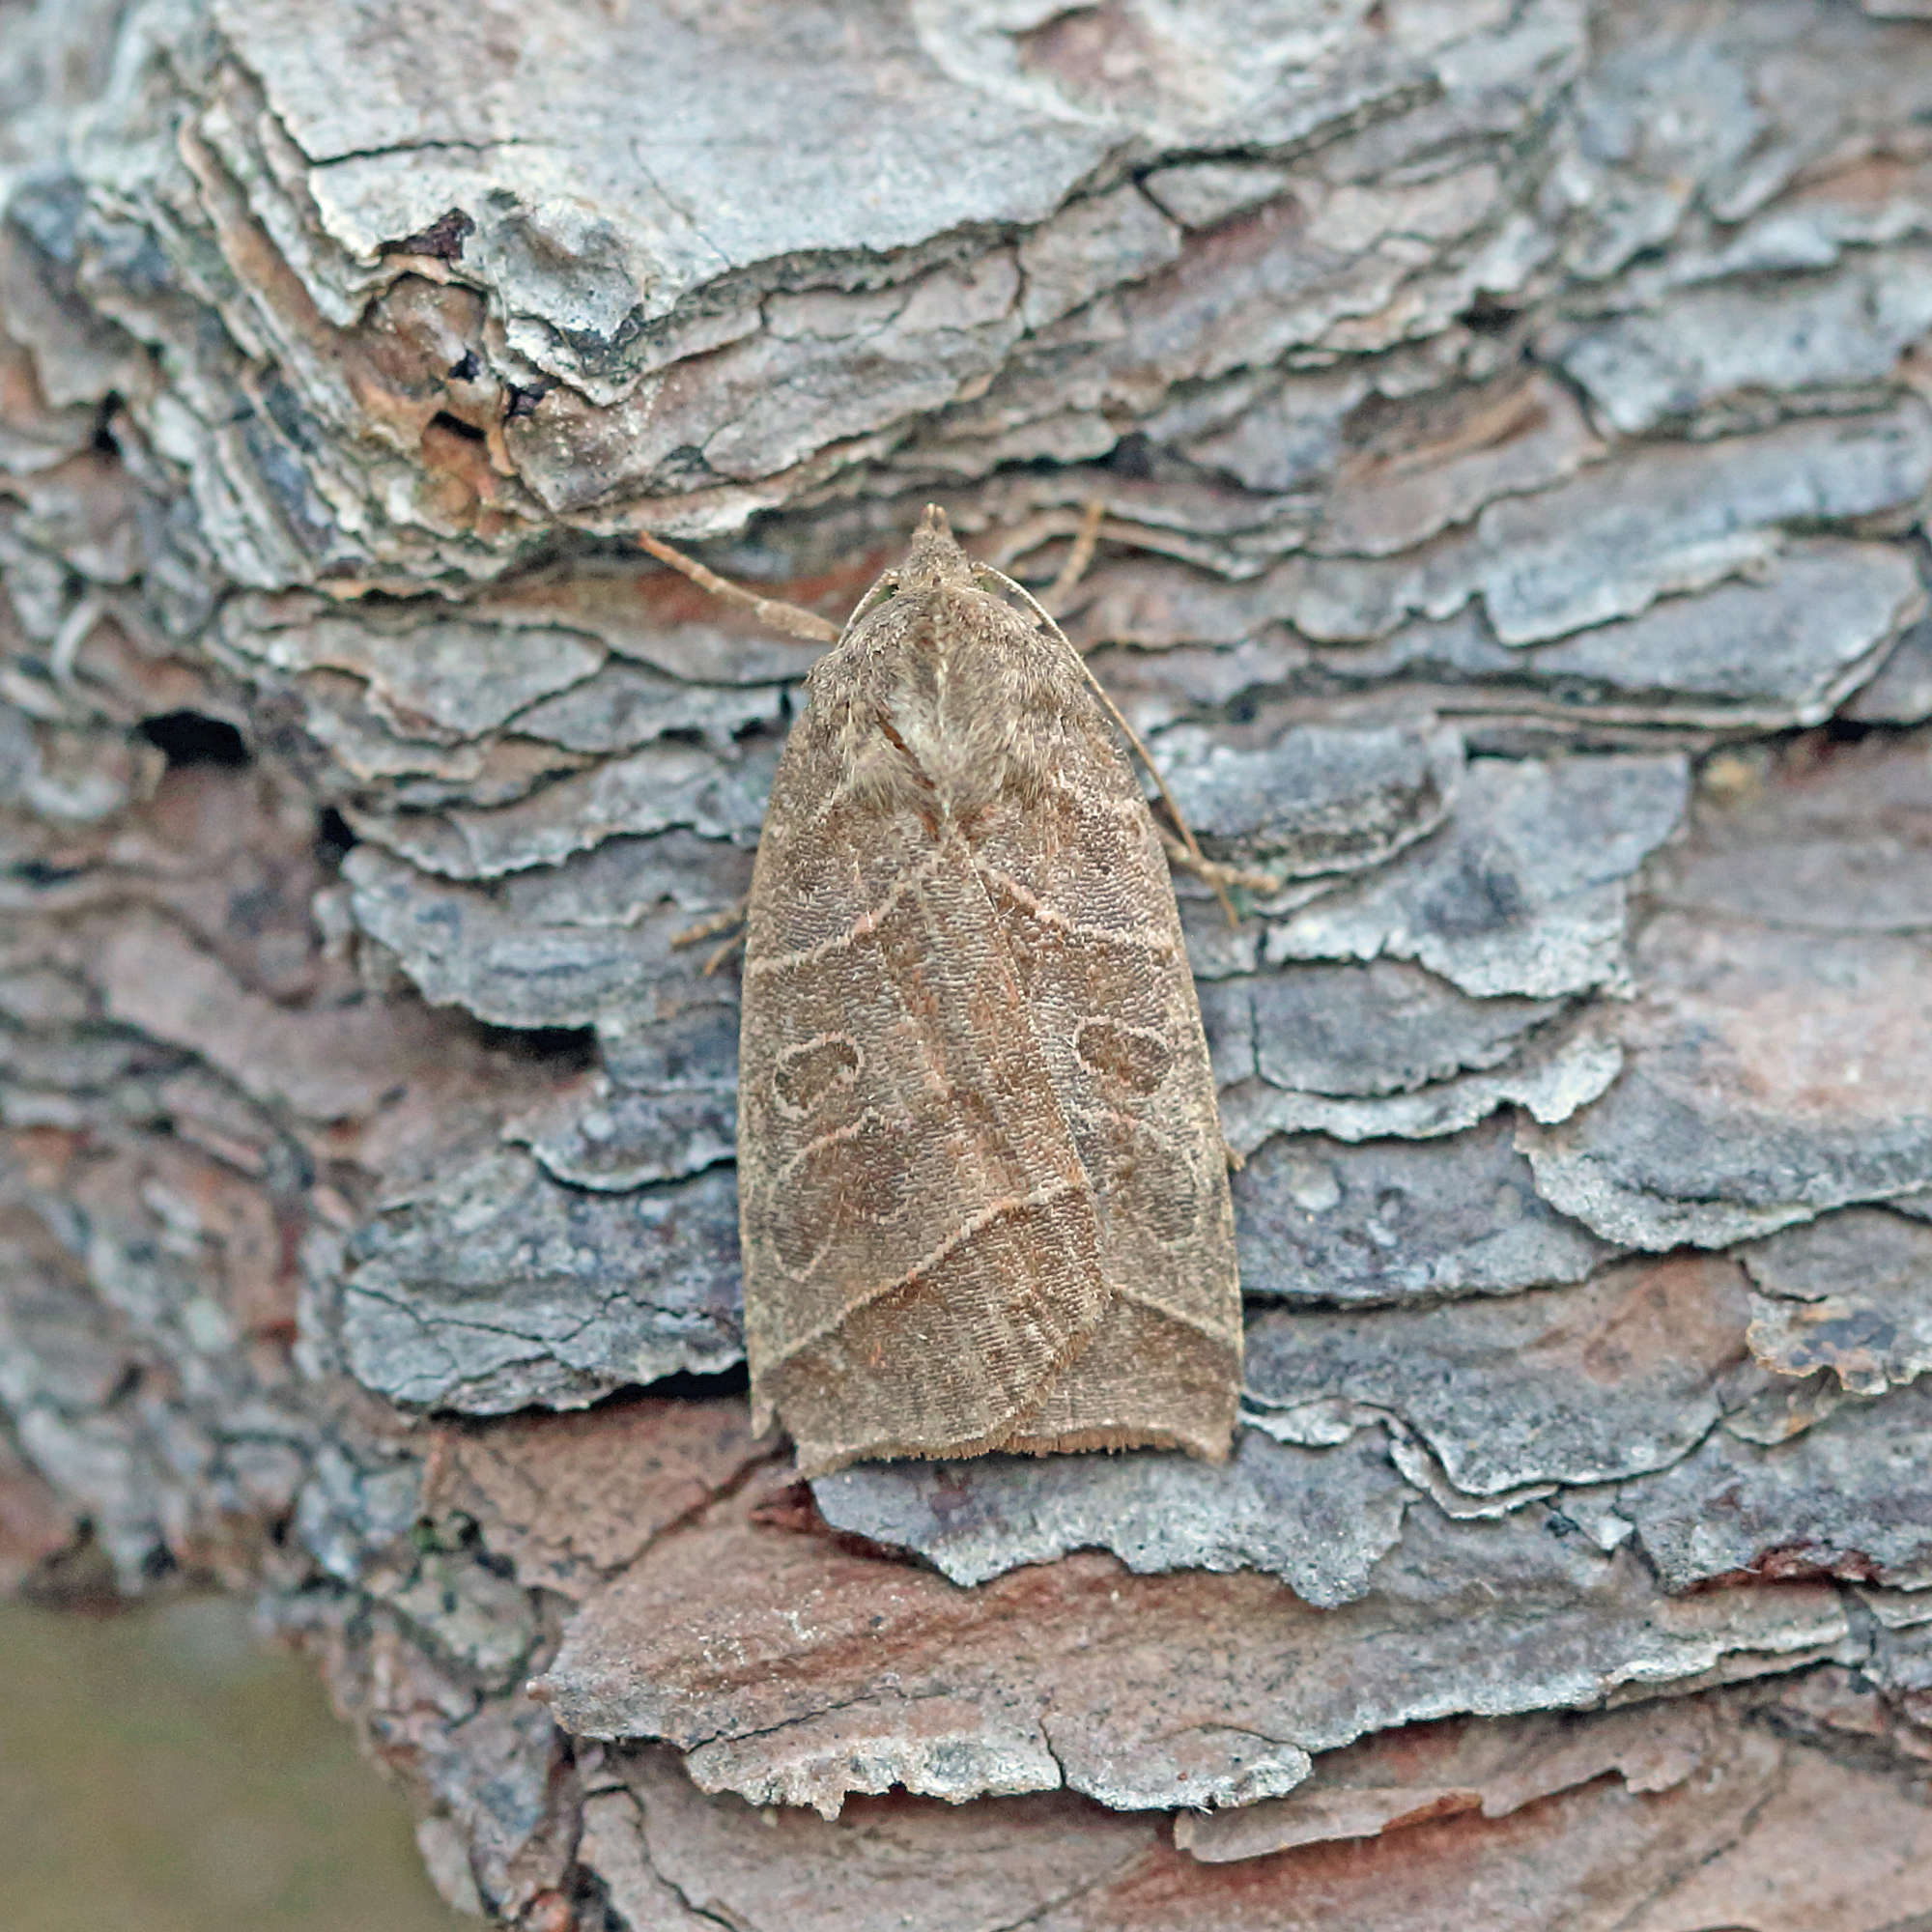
[1075,1018,1175,1094]
[773,1035,863,1117]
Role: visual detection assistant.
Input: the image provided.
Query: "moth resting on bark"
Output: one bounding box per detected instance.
[686,506,1241,1477]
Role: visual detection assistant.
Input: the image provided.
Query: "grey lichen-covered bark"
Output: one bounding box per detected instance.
[6,0,1932,1923]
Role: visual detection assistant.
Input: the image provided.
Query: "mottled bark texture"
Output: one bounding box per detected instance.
[3,0,1932,1925]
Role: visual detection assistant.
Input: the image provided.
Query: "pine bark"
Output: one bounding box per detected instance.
[4,2,1932,1925]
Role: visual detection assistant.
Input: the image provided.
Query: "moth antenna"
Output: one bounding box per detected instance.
[973,558,1241,928]
[847,571,902,629]
[635,528,842,646]
[1042,497,1106,613]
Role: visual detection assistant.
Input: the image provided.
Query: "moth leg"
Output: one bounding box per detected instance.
[700,930,746,976]
[635,529,842,646]
[989,499,1148,623]
[1041,497,1106,617]
[1156,832,1285,900]
[671,897,749,976]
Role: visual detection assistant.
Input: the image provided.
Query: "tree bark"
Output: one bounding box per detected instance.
[5,1,1932,1924]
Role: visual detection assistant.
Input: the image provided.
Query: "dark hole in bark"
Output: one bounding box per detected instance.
[1109,432,1153,478]
[505,384,550,420]
[473,1021,599,1073]
[429,409,487,443]
[137,709,249,768]
[315,806,356,867]
[446,348,482,382]
[138,1541,180,1582]
[640,1362,752,1400]
[1459,296,1520,335]
[387,206,473,262]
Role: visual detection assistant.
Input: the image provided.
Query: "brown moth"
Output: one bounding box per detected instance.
[724,505,1240,1477]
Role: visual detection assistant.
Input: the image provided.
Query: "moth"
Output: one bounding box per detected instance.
[646,506,1241,1477]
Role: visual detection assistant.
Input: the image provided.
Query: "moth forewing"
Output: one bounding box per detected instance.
[732,505,1240,1476]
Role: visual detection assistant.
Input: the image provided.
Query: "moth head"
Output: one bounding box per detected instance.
[896,503,976,595]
